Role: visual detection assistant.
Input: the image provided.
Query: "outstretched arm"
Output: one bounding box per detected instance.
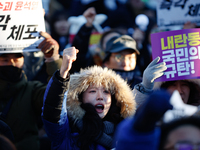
[32,31,62,113]
[84,7,96,28]
[42,47,79,122]
[133,57,167,109]
[141,56,167,91]
[36,31,62,82]
[71,7,96,73]
[41,47,78,143]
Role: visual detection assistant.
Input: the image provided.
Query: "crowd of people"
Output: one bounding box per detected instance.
[1,0,200,150]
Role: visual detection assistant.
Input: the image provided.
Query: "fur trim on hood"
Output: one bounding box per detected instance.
[66,66,136,121]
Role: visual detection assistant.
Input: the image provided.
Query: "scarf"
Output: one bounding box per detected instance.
[0,66,22,82]
[76,120,115,148]
[113,69,135,83]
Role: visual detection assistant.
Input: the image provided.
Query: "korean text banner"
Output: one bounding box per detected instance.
[151,28,200,82]
[0,0,46,53]
[157,0,200,29]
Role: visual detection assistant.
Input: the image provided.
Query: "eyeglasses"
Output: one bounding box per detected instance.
[112,54,135,63]
[166,142,200,150]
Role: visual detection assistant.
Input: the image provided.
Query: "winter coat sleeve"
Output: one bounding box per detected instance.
[31,58,63,115]
[46,57,63,82]
[132,88,149,110]
[42,70,69,123]
[41,70,72,145]
[70,24,95,73]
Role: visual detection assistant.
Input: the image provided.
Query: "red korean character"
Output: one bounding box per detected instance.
[3,2,13,11]
[0,2,3,10]
[15,1,23,11]
[24,2,31,10]
[31,1,39,10]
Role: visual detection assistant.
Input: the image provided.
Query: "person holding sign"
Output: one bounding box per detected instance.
[0,31,62,150]
[133,56,200,109]
[41,47,136,150]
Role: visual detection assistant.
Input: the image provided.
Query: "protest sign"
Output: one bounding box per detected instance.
[157,0,200,29]
[151,28,200,82]
[0,0,46,53]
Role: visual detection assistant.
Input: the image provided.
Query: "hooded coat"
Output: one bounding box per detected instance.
[42,66,136,150]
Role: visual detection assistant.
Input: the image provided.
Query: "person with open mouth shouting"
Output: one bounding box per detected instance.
[41,47,136,150]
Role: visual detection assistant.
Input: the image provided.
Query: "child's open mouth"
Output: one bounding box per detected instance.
[95,104,104,113]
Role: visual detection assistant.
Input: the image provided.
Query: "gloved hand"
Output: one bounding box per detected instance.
[133,90,173,132]
[142,56,167,90]
[38,31,60,62]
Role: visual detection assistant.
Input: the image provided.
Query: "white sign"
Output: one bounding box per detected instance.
[0,0,46,53]
[157,0,200,29]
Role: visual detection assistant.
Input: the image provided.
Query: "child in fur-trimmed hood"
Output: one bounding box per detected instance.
[42,47,136,150]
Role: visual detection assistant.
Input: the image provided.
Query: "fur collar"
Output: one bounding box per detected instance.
[66,66,136,121]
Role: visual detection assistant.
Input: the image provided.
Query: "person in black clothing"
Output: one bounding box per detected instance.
[0,31,62,150]
[70,7,97,74]
[102,35,142,89]
[49,9,71,55]
[0,135,16,150]
[71,7,142,89]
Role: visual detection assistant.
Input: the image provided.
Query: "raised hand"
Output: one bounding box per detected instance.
[142,56,167,90]
[60,47,79,78]
[183,21,197,29]
[83,7,96,27]
[38,31,59,60]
